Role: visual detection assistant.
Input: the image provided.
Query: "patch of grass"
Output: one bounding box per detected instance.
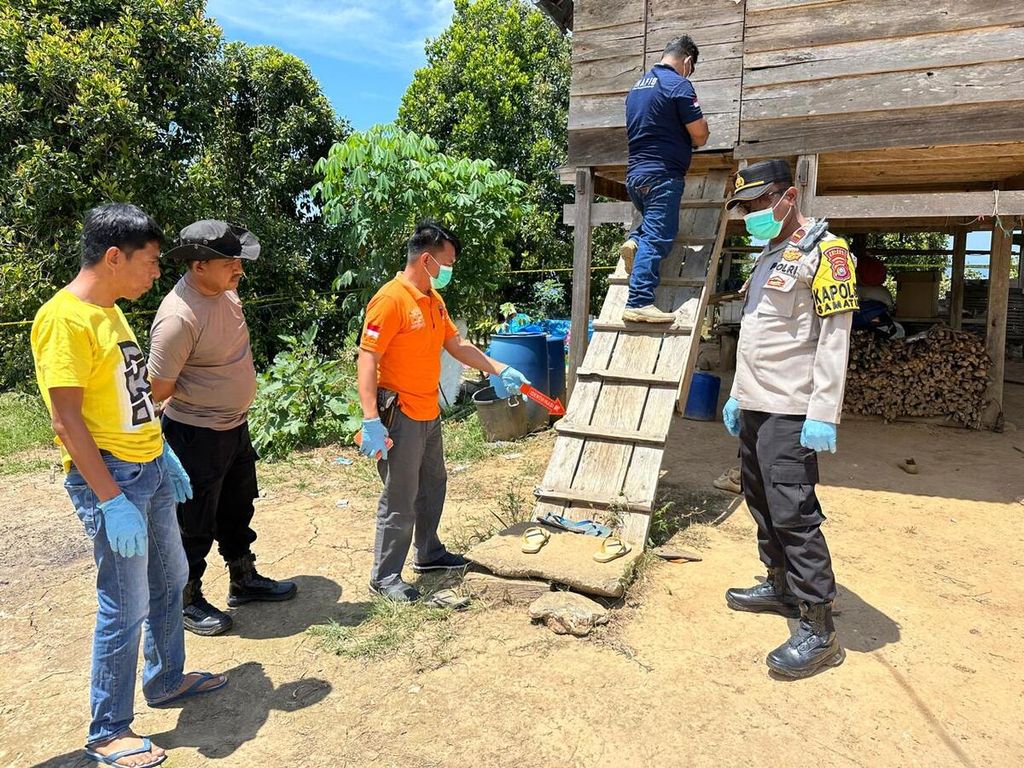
[308,596,455,662]
[0,392,52,457]
[446,479,533,552]
[442,409,513,465]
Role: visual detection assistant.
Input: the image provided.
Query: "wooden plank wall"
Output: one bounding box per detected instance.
[568,0,744,168]
[738,0,1024,158]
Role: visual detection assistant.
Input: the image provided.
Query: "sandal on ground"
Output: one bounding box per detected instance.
[898,458,919,474]
[521,526,551,554]
[146,671,227,708]
[594,536,632,563]
[537,512,611,537]
[423,588,471,611]
[86,737,167,768]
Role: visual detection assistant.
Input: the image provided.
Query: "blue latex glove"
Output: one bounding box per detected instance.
[499,366,530,396]
[161,442,193,504]
[97,493,147,558]
[722,397,741,437]
[801,419,837,453]
[360,418,389,460]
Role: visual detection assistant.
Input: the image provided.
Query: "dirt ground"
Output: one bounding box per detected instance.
[3,374,1024,768]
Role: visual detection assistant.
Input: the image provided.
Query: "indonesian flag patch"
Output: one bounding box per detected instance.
[365,323,381,340]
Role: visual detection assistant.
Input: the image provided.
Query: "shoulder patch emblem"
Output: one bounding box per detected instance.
[812,238,858,317]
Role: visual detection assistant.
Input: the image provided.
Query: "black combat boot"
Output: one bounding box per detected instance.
[226,552,297,606]
[725,566,800,618]
[766,601,845,678]
[183,579,233,636]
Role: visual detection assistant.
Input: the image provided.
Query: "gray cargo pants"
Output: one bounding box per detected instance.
[370,409,448,587]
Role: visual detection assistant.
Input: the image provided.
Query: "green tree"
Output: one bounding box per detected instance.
[314,125,529,328]
[397,0,572,310]
[180,42,349,366]
[0,2,348,387]
[0,0,221,386]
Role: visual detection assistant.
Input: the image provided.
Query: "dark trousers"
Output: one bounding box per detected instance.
[739,410,836,604]
[370,410,448,587]
[162,417,259,584]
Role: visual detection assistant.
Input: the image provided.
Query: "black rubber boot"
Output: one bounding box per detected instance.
[725,566,800,618]
[183,580,233,636]
[766,601,845,678]
[226,552,297,606]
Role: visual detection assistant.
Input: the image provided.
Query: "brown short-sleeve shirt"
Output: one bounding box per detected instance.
[149,274,257,430]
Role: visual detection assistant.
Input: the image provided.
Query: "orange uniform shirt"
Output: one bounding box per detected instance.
[360,273,459,421]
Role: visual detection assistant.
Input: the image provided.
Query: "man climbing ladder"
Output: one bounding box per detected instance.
[621,34,710,324]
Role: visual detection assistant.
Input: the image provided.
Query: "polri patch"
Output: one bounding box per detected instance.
[812,237,858,317]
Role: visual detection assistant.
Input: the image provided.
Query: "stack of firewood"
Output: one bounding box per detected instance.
[845,326,990,427]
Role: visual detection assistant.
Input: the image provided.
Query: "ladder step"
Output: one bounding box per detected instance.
[592,321,693,335]
[575,368,681,386]
[534,486,653,514]
[554,422,667,445]
[608,276,706,287]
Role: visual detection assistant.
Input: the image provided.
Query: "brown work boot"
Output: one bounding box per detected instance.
[622,305,677,324]
[620,239,638,274]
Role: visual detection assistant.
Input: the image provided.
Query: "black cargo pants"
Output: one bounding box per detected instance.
[162,417,259,583]
[739,410,836,603]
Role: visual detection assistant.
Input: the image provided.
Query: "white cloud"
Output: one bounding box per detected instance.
[207,0,455,70]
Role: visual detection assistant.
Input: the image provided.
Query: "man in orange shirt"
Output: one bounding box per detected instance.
[358,220,528,602]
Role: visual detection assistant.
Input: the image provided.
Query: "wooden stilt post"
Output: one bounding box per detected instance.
[950,228,967,330]
[796,154,819,215]
[567,167,594,399]
[983,224,1012,428]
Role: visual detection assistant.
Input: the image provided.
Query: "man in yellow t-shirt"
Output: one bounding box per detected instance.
[30,203,226,766]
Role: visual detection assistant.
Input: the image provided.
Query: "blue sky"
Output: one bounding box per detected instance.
[206,0,455,130]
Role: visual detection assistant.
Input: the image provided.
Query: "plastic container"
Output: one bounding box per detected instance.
[546,335,567,406]
[487,332,549,431]
[472,386,530,442]
[684,372,722,421]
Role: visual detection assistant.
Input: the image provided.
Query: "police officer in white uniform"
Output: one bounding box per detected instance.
[720,159,858,678]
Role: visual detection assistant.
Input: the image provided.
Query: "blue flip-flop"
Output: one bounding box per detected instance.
[86,737,167,767]
[537,512,611,537]
[146,670,227,708]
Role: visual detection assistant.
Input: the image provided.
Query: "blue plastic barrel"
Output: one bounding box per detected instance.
[546,335,567,405]
[488,333,550,432]
[684,372,722,421]
[488,333,549,398]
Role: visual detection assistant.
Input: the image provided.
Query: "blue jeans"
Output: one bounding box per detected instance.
[64,454,189,747]
[625,175,685,308]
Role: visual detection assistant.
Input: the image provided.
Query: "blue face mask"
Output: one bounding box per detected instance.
[429,255,453,290]
[743,197,786,239]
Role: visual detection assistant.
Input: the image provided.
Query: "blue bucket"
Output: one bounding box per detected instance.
[684,372,722,421]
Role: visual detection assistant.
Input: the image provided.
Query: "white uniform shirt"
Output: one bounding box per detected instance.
[731,220,858,424]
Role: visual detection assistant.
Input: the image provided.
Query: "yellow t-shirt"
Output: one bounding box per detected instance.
[31,289,163,471]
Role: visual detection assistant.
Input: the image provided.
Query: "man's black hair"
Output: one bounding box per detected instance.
[406,219,461,262]
[664,35,699,65]
[81,203,164,268]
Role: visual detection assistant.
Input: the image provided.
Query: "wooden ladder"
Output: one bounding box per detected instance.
[533,170,731,546]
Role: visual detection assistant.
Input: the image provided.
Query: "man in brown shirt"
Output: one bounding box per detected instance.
[149,220,295,636]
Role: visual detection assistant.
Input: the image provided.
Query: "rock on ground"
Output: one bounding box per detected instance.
[529,591,610,637]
